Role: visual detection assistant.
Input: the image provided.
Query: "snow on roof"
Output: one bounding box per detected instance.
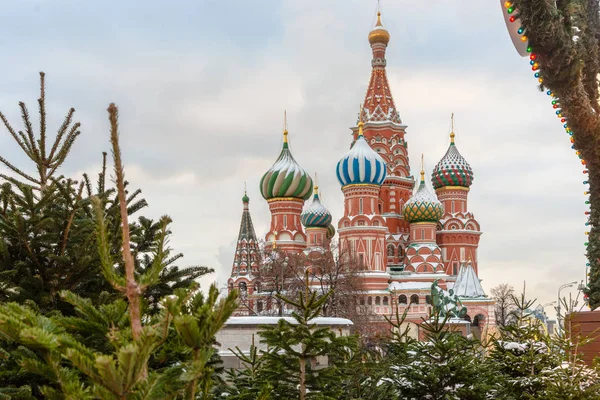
[224,316,354,326]
[453,263,487,298]
[389,281,433,291]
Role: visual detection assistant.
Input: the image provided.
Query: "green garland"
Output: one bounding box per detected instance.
[511,0,600,308]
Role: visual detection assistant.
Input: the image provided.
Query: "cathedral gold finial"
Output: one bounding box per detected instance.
[368,1,390,46]
[283,110,288,143]
[358,104,364,137]
[420,153,425,183]
[450,112,456,145]
[314,172,319,194]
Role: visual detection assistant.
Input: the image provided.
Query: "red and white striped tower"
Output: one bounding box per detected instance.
[337,113,389,290]
[260,118,313,253]
[354,10,415,239]
[403,158,445,274]
[431,116,482,275]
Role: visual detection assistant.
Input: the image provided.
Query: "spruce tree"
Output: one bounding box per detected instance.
[379,282,495,399]
[490,289,600,399]
[0,75,209,397]
[227,271,358,399]
[0,103,239,399]
[511,0,600,307]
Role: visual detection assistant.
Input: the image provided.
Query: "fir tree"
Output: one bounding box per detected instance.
[0,75,210,397]
[228,271,358,399]
[379,282,495,399]
[511,0,600,307]
[0,103,239,399]
[490,288,600,399]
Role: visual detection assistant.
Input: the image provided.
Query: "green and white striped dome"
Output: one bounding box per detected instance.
[260,129,313,201]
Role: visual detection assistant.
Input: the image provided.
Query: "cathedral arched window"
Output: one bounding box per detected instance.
[360,297,365,305]
[398,245,404,258]
[426,295,432,305]
[387,244,395,257]
[398,295,407,304]
[239,281,247,294]
[383,296,389,306]
[473,314,486,327]
[375,296,381,305]
[410,294,419,305]
[367,297,372,305]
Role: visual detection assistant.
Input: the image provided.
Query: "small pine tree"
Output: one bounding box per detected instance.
[0,75,210,397]
[490,287,600,399]
[380,283,495,400]
[0,102,239,399]
[228,271,358,399]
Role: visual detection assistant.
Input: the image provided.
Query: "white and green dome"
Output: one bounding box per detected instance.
[301,186,333,228]
[260,129,313,201]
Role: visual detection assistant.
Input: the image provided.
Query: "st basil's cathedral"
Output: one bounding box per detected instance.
[227,11,495,333]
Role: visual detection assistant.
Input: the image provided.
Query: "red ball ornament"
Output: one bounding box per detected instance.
[509,16,516,22]
[561,118,566,123]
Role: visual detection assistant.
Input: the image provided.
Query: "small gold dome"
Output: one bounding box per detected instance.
[368,12,390,45]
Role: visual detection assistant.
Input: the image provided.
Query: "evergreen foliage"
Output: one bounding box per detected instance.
[512,0,600,308]
[0,82,233,399]
[0,75,211,397]
[223,272,359,400]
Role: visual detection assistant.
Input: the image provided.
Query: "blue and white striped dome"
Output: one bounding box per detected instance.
[336,122,387,187]
[301,186,333,228]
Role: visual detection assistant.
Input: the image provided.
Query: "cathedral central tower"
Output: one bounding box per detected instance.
[355,11,414,246]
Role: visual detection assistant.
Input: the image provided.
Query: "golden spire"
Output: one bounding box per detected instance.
[283,110,288,144]
[368,2,390,46]
[358,104,364,137]
[450,112,456,145]
[420,153,425,183]
[376,0,382,26]
[314,172,319,194]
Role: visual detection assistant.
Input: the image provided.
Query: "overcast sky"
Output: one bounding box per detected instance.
[0,0,589,316]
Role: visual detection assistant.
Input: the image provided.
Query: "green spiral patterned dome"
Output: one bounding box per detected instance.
[326,223,336,239]
[260,130,313,201]
[431,133,474,189]
[403,172,444,223]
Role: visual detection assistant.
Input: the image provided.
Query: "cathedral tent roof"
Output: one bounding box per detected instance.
[453,262,487,298]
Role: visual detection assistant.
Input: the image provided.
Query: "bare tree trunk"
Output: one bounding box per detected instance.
[299,352,306,400]
[108,104,143,341]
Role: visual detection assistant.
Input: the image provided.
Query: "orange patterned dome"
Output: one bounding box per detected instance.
[368,12,390,46]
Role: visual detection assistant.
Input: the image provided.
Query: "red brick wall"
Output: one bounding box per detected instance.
[566,310,600,366]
